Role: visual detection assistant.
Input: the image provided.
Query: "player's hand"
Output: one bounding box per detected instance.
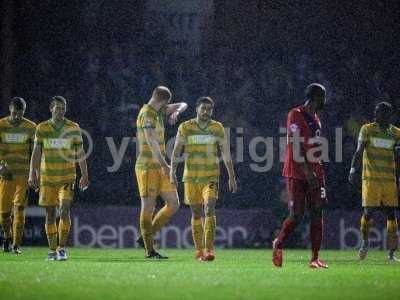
[0,164,12,180]
[228,176,237,193]
[79,174,89,191]
[28,172,39,191]
[168,112,179,126]
[170,171,178,188]
[348,172,356,186]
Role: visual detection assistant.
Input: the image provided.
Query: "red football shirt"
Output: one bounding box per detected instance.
[282,106,325,180]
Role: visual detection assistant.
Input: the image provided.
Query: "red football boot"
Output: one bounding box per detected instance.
[203,249,215,261]
[272,239,283,267]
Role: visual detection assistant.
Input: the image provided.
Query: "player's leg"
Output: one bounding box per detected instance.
[358,207,376,260]
[11,179,28,254]
[57,199,72,261]
[308,179,328,268]
[384,207,398,261]
[0,178,13,252]
[203,198,217,261]
[154,189,179,235]
[308,203,328,268]
[11,205,25,254]
[273,179,306,267]
[190,204,204,260]
[0,212,12,252]
[44,206,58,261]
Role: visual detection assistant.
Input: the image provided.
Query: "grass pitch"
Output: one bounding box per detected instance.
[0,248,399,300]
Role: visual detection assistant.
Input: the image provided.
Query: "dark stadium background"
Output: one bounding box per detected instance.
[1,0,399,215]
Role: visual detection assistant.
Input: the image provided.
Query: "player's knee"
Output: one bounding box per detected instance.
[45,207,57,224]
[204,204,216,217]
[59,207,71,220]
[288,213,303,225]
[0,212,11,224]
[167,200,180,213]
[14,205,25,212]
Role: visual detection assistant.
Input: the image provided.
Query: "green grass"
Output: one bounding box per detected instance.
[0,248,399,300]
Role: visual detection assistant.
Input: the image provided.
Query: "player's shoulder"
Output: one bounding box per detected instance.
[0,117,9,126]
[139,104,157,117]
[390,124,400,137]
[287,106,304,118]
[21,117,37,128]
[65,118,80,129]
[181,118,196,127]
[36,120,51,130]
[210,119,224,129]
[360,122,375,132]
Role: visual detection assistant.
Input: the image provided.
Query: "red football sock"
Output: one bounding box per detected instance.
[275,218,296,249]
[310,218,323,260]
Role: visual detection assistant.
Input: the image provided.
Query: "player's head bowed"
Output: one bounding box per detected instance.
[374,101,393,125]
[305,83,326,112]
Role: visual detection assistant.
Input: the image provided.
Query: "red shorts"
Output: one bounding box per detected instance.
[286,177,327,215]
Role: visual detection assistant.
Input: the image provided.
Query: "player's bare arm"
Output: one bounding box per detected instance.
[28,143,41,190]
[170,130,185,187]
[77,144,89,190]
[348,139,366,186]
[166,102,188,125]
[144,127,169,174]
[219,130,237,193]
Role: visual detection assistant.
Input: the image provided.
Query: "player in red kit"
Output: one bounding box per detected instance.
[272,83,328,269]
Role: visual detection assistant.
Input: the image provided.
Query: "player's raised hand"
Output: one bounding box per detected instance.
[168,111,179,126]
[228,176,237,193]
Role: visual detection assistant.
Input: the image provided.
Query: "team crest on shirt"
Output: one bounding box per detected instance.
[289,123,299,133]
[144,118,153,128]
[3,133,28,144]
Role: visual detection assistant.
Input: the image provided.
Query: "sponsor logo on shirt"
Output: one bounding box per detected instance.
[3,133,28,144]
[188,135,216,145]
[43,138,72,149]
[370,138,394,149]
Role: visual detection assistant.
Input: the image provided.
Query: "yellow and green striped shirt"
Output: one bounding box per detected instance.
[135,104,166,170]
[359,122,400,182]
[0,117,36,177]
[179,119,225,183]
[34,119,83,187]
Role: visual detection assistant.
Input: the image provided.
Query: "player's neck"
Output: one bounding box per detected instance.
[148,98,162,112]
[195,117,210,129]
[302,103,316,115]
[8,116,22,126]
[51,117,65,126]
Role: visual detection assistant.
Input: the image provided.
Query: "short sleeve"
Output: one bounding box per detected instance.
[34,126,43,146]
[72,126,83,147]
[178,123,186,139]
[141,111,157,129]
[287,110,304,138]
[216,123,225,139]
[358,125,368,144]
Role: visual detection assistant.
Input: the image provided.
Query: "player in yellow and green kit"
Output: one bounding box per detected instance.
[349,102,400,261]
[0,97,36,254]
[28,96,89,261]
[170,97,237,261]
[135,86,187,259]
